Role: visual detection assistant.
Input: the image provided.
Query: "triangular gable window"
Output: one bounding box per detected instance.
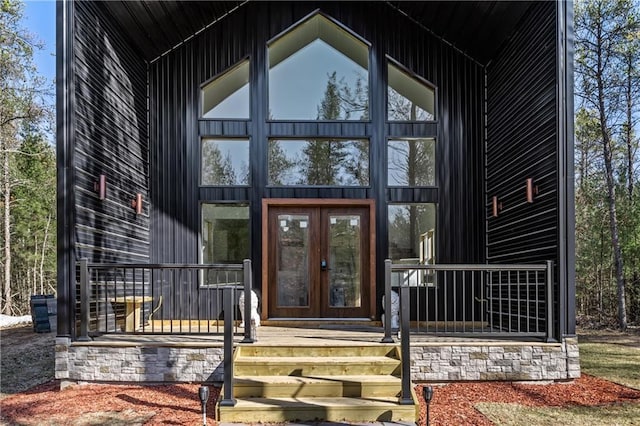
[202,59,250,119]
[387,60,435,121]
[268,13,370,121]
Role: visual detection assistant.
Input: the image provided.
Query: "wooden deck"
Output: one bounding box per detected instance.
[88,321,543,347]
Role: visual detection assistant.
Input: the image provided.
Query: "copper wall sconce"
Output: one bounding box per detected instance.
[94,174,107,200]
[526,178,538,203]
[492,196,502,217]
[131,193,143,215]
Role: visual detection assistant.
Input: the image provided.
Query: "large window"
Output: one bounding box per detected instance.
[388,204,437,286]
[201,204,249,264]
[388,61,435,121]
[388,138,436,186]
[201,138,249,185]
[201,60,250,119]
[268,13,369,120]
[268,138,369,186]
[388,204,436,263]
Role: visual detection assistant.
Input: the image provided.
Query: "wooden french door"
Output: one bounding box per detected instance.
[267,206,371,318]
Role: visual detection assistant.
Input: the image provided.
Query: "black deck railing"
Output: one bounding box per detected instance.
[76,259,253,340]
[382,260,554,340]
[76,259,254,407]
[382,260,555,403]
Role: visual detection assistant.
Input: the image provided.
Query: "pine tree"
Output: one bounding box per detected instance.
[1,0,51,314]
[300,72,348,185]
[201,142,237,185]
[575,0,640,329]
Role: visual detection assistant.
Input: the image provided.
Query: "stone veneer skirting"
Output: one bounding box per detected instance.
[410,338,580,381]
[55,337,580,384]
[55,339,226,383]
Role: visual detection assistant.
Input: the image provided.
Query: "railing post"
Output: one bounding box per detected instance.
[399,284,413,405]
[546,260,556,343]
[241,259,254,343]
[77,259,91,341]
[220,287,236,407]
[381,259,394,343]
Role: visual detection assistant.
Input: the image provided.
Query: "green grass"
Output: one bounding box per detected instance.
[580,342,640,390]
[475,402,640,426]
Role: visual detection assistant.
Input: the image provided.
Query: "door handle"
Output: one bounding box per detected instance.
[321,259,328,271]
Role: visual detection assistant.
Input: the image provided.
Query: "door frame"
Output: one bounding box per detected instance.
[262,198,376,320]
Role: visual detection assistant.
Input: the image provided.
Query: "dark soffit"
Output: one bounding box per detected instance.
[99,1,534,65]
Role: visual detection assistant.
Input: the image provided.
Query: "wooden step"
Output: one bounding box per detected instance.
[234,355,401,376]
[217,343,417,423]
[234,375,401,398]
[237,344,397,358]
[217,396,417,423]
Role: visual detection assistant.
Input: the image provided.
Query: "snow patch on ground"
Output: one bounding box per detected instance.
[0,314,32,329]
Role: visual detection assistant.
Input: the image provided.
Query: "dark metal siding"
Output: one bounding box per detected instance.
[380,3,485,264]
[148,2,485,318]
[149,7,253,264]
[485,2,558,334]
[73,1,150,263]
[486,1,557,265]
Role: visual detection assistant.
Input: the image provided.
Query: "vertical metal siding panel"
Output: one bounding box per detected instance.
[150,6,254,263]
[486,2,557,265]
[379,4,484,264]
[73,2,149,264]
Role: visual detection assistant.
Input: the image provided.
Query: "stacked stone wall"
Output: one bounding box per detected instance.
[55,337,580,385]
[410,338,580,381]
[55,338,225,384]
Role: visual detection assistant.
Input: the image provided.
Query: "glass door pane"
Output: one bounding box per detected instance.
[276,214,310,307]
[327,215,361,308]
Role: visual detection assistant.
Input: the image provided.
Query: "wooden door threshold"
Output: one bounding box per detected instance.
[262,319,382,328]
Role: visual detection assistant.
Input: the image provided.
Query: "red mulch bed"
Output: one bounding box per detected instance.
[416,375,640,426]
[1,375,639,425]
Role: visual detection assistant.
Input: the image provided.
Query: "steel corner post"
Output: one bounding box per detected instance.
[546,260,556,343]
[241,259,254,343]
[381,259,394,343]
[77,259,91,341]
[220,286,236,407]
[399,284,413,405]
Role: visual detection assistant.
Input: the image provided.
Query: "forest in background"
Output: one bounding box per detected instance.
[1,0,56,316]
[1,0,639,329]
[574,0,639,329]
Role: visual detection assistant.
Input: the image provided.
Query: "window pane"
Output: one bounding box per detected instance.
[268,138,369,186]
[201,204,249,264]
[388,204,436,264]
[202,60,250,119]
[201,138,249,185]
[388,138,436,186]
[328,214,361,308]
[277,214,310,307]
[268,14,369,120]
[388,62,435,121]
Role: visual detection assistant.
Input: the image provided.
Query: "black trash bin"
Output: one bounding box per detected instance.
[30,294,54,333]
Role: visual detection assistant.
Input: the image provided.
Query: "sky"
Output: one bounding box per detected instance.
[23,1,56,93]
